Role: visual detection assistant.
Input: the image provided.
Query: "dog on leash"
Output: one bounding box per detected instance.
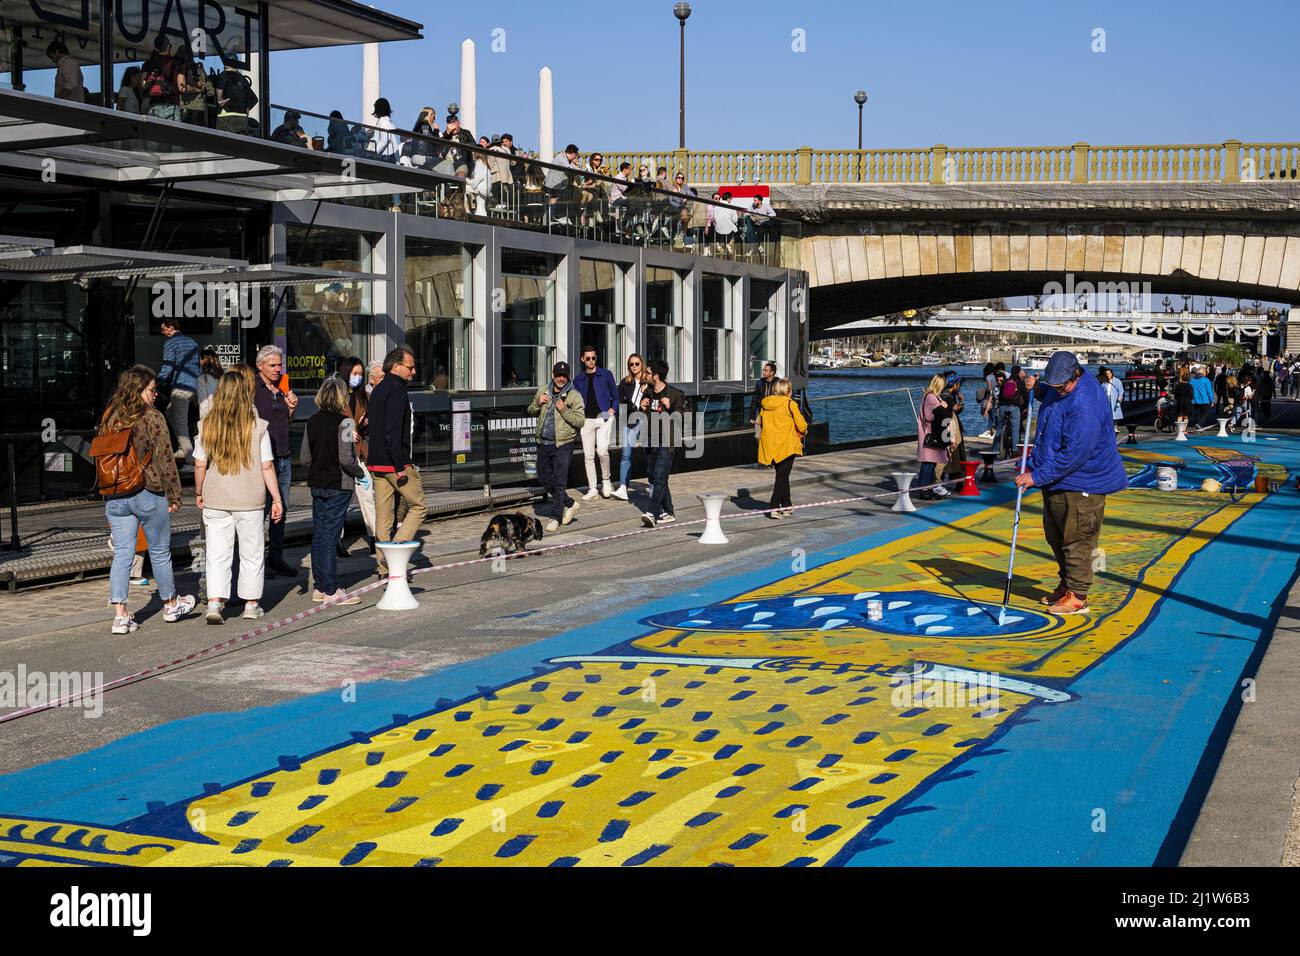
[479,512,545,557]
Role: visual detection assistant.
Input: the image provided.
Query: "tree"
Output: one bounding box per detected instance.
[1208,342,1248,368]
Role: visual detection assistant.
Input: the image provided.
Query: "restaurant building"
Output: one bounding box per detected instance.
[0,0,808,502]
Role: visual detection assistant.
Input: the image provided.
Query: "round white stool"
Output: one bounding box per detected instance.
[1174,420,1188,442]
[1216,417,1229,438]
[891,472,916,513]
[696,493,729,544]
[376,540,421,611]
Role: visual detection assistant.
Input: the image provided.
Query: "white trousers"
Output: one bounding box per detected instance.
[580,415,614,490]
[202,508,266,601]
[353,461,376,537]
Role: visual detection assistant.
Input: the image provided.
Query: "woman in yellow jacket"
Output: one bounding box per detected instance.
[757,379,808,518]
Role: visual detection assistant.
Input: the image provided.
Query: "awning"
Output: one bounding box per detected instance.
[184,263,383,286]
[0,234,53,254]
[0,1,421,80]
[0,89,458,203]
[0,245,246,282]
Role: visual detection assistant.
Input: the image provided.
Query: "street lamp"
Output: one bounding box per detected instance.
[674,3,691,150]
[854,90,868,181]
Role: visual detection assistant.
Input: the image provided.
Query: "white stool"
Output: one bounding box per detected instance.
[1174,420,1188,442]
[375,540,421,611]
[696,493,729,544]
[891,472,916,513]
[1216,417,1229,438]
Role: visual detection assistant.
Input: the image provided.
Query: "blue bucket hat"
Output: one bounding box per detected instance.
[1041,350,1082,387]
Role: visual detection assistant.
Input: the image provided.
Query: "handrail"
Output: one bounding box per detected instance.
[587,141,1300,185]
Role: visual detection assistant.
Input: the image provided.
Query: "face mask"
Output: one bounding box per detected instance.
[349,373,363,389]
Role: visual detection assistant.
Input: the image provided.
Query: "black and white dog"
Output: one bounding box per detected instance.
[479,512,545,557]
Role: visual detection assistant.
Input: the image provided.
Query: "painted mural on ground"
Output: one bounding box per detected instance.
[0,437,1294,867]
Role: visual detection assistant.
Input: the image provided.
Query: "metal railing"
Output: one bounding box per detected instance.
[593,141,1300,185]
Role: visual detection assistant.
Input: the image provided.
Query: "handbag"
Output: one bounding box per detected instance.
[923,403,951,450]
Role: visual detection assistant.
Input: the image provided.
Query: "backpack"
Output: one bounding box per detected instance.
[1001,379,1019,403]
[90,421,152,499]
[222,71,257,113]
[144,59,174,100]
[975,384,988,403]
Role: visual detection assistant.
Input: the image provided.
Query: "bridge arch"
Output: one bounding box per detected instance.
[801,221,1300,335]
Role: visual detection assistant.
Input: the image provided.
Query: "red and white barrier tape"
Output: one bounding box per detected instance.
[0,470,984,724]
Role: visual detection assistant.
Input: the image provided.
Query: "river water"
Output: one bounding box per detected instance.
[806,364,1131,445]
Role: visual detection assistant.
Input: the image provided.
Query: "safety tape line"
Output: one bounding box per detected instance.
[0,468,995,724]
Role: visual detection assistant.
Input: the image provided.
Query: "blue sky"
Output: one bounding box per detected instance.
[270,0,1297,150]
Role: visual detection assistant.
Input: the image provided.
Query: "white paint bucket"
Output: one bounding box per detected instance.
[1155,466,1178,491]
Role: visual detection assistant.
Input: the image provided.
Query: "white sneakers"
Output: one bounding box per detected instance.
[543,518,560,533]
[978,430,995,440]
[242,603,265,620]
[612,485,629,501]
[205,600,224,625]
[582,489,600,501]
[163,595,197,623]
[602,481,613,499]
[562,500,580,525]
[584,483,615,500]
[933,484,951,498]
[640,512,657,527]
[312,588,361,606]
[658,513,676,524]
[111,615,138,635]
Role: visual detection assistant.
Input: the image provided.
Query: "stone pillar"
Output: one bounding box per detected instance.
[362,43,380,122]
[1288,308,1300,354]
[1223,139,1241,183]
[1071,142,1090,183]
[796,145,812,185]
[538,67,554,162]
[930,144,948,184]
[460,39,477,137]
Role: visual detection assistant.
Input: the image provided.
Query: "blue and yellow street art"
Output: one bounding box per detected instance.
[1,437,1296,866]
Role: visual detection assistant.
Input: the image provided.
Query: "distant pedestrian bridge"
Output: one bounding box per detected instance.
[829,309,1279,353]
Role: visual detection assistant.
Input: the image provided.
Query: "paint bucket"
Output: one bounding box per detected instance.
[866,600,884,622]
[1254,474,1270,493]
[1155,465,1178,491]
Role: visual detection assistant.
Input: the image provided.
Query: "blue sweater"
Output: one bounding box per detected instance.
[572,366,618,419]
[1029,374,1129,494]
[158,333,201,393]
[1191,375,1215,405]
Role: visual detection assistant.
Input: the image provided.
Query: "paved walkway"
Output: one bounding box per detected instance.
[1,427,1298,866]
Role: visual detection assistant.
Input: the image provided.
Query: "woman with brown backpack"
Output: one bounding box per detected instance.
[93,364,196,635]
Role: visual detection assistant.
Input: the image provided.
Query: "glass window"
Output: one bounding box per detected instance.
[748,278,782,380]
[645,266,683,376]
[0,282,89,405]
[284,314,368,393]
[500,250,559,388]
[579,259,625,374]
[701,275,733,382]
[405,237,473,391]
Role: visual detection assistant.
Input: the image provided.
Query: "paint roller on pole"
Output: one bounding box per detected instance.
[998,395,1035,627]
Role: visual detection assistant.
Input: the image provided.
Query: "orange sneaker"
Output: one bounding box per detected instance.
[1047,591,1090,615]
[1039,583,1069,606]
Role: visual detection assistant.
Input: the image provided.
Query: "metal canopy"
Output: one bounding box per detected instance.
[0,245,247,282]
[265,0,424,49]
[183,263,382,286]
[0,90,457,203]
[0,235,53,254]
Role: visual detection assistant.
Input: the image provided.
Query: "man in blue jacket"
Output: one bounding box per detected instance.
[1014,350,1129,615]
[573,345,619,500]
[1189,365,1216,431]
[156,318,201,465]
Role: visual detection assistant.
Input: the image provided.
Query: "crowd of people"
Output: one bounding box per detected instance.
[96,331,800,634]
[1161,355,1296,432]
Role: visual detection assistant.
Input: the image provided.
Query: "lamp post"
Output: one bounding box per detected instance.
[674,3,691,150]
[854,90,868,181]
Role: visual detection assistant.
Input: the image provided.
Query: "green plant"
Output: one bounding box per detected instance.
[1208,342,1248,367]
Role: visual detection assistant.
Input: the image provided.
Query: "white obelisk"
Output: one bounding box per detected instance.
[460,39,477,136]
[362,43,380,121]
[538,67,554,161]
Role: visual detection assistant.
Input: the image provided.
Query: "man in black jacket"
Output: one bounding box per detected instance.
[367,346,427,574]
[750,360,777,454]
[640,359,687,528]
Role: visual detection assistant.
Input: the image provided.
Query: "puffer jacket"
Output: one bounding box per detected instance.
[1029,373,1129,493]
[757,395,808,465]
[529,381,587,445]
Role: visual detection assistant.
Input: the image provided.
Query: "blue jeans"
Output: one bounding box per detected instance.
[266,455,292,560]
[994,405,1021,459]
[619,421,642,487]
[647,446,676,517]
[916,460,937,489]
[107,490,175,605]
[536,442,574,521]
[311,487,352,593]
